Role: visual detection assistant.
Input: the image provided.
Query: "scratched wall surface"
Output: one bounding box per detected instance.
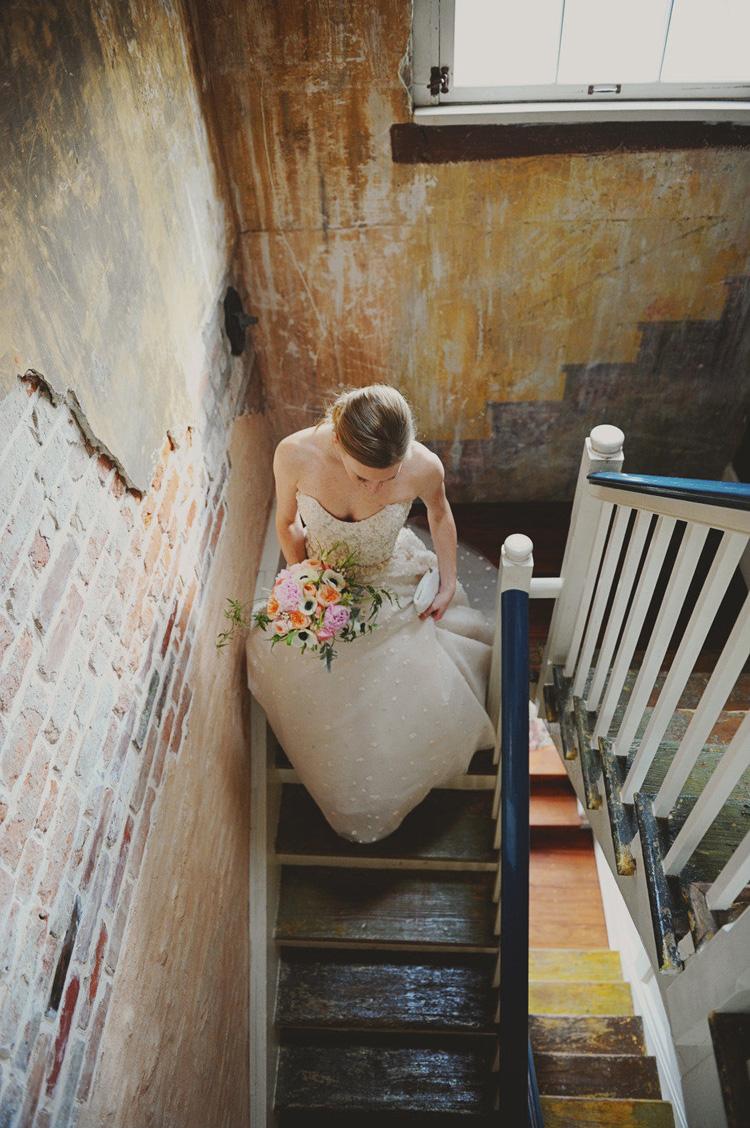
[0,0,232,490]
[194,0,750,500]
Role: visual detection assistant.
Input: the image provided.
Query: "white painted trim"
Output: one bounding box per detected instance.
[593,838,688,1128]
[413,100,750,124]
[529,576,562,600]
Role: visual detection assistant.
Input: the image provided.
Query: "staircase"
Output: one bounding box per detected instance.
[269,731,675,1125]
[249,431,750,1126]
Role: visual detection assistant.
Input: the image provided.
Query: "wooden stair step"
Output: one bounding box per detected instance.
[530,837,609,948]
[667,793,750,885]
[531,740,567,779]
[276,1041,495,1116]
[531,790,583,828]
[277,949,496,1032]
[530,1015,647,1056]
[529,948,622,982]
[278,1115,496,1127]
[535,1051,661,1100]
[276,786,495,869]
[540,1095,675,1127]
[276,867,497,951]
[590,665,750,715]
[530,981,634,1016]
[274,743,497,790]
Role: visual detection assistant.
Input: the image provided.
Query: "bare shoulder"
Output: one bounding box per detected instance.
[273,426,319,474]
[407,441,445,500]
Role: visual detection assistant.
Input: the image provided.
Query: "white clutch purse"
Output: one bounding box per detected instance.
[413,567,440,615]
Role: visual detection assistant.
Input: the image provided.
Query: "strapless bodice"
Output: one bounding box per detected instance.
[296,490,413,573]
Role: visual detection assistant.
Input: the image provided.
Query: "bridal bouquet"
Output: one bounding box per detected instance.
[216,543,395,670]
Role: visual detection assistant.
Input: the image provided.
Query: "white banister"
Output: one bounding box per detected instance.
[653,588,750,815]
[614,523,709,766]
[620,530,748,801]
[572,504,631,698]
[706,827,750,911]
[593,515,677,744]
[535,425,624,709]
[663,711,750,875]
[563,502,615,678]
[587,508,653,711]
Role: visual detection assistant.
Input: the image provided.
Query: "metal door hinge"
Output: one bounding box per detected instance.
[428,65,450,97]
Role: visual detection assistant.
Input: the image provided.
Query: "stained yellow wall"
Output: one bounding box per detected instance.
[0,0,233,490]
[194,0,750,499]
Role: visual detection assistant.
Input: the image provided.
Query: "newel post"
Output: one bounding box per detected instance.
[534,425,625,710]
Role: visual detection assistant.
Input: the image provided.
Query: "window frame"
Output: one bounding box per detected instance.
[411,0,750,124]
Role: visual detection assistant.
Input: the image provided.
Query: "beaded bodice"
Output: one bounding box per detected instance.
[296,490,413,573]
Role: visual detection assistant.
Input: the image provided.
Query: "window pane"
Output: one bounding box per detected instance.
[557,0,673,84]
[661,0,750,82]
[452,0,564,87]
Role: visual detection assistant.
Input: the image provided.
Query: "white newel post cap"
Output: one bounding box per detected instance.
[589,424,624,456]
[503,533,533,564]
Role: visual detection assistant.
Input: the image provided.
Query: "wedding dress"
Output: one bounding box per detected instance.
[245,491,497,843]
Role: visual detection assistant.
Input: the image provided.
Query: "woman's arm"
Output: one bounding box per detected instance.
[273,438,307,565]
[419,454,457,622]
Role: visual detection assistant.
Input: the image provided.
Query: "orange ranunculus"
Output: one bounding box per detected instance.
[303,582,317,598]
[267,595,280,616]
[317,584,341,606]
[288,610,310,629]
[307,559,323,570]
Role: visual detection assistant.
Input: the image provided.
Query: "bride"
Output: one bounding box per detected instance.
[246,384,498,843]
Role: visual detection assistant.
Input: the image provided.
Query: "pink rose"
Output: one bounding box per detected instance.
[323,604,351,635]
[316,627,335,643]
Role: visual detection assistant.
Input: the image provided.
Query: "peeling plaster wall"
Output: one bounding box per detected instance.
[193,0,750,500]
[0,0,233,490]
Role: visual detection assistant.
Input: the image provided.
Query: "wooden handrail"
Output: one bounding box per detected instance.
[588,470,750,511]
[495,536,543,1125]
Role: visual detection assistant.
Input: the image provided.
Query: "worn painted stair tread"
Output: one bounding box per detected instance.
[535,1051,661,1099]
[528,948,622,982]
[540,1095,675,1127]
[530,980,634,1016]
[276,786,495,866]
[276,866,497,949]
[276,1041,496,1115]
[590,665,750,715]
[277,949,496,1032]
[529,1014,647,1056]
[274,741,496,784]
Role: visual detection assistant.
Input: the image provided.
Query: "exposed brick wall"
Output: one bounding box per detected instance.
[0,328,258,1125]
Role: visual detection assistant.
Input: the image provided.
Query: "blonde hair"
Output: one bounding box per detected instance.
[323,385,415,469]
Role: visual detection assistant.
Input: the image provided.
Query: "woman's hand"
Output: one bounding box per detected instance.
[419,582,456,622]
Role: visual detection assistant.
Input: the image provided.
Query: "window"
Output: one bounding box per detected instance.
[411,0,750,122]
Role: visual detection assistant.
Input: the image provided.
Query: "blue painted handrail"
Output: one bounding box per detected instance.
[497,587,543,1125]
[587,471,750,512]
